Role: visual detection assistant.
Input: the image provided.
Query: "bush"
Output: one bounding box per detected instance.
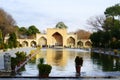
[37,64,52,74]
[110,41,120,49]
[11,51,27,71]
[39,58,44,64]
[3,43,8,49]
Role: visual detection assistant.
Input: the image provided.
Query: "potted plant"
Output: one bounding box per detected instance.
[37,58,52,77]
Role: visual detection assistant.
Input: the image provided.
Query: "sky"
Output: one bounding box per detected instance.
[0,0,119,32]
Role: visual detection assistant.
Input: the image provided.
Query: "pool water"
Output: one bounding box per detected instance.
[18,48,120,77]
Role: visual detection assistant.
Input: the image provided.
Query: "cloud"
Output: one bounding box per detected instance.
[0,0,119,32]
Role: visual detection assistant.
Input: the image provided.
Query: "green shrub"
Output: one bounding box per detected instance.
[37,64,52,74]
[39,58,44,64]
[11,51,27,71]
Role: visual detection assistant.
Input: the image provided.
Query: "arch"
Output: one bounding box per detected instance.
[22,41,28,47]
[52,32,63,46]
[85,41,91,46]
[67,37,75,47]
[38,37,47,47]
[30,41,37,47]
[77,41,83,48]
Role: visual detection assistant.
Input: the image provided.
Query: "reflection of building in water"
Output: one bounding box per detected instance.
[35,49,91,67]
[46,49,68,67]
[35,49,44,64]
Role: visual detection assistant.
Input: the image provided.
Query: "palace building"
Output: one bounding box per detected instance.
[17,28,91,48]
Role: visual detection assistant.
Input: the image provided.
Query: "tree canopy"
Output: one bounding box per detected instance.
[18,25,40,39]
[55,22,68,29]
[104,3,120,18]
[87,15,105,31]
[8,32,17,48]
[19,27,28,35]
[75,29,91,39]
[0,8,17,39]
[0,30,3,49]
[89,3,120,49]
[27,25,40,36]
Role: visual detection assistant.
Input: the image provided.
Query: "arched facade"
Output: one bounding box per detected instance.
[45,28,77,47]
[85,41,91,47]
[67,37,75,47]
[22,41,28,47]
[52,32,63,46]
[77,39,91,48]
[30,41,37,47]
[16,28,91,48]
[38,37,47,47]
[77,41,83,48]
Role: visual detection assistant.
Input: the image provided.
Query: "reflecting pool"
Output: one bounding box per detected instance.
[16,48,120,77]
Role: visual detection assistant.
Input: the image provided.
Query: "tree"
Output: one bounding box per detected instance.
[89,3,120,48]
[11,51,27,71]
[100,31,112,48]
[0,8,17,40]
[18,27,28,38]
[75,29,91,39]
[8,32,17,48]
[102,17,114,31]
[0,30,3,49]
[87,15,105,31]
[111,20,120,40]
[27,25,40,36]
[90,31,102,47]
[55,22,68,29]
[104,3,120,19]
[87,15,119,32]
[18,25,40,39]
[19,27,27,35]
[104,3,120,27]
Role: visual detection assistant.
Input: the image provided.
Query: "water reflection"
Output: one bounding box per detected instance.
[91,53,120,71]
[21,48,120,76]
[52,51,63,66]
[35,49,92,72]
[47,49,68,68]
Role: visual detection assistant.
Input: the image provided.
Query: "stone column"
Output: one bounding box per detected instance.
[4,53,11,72]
